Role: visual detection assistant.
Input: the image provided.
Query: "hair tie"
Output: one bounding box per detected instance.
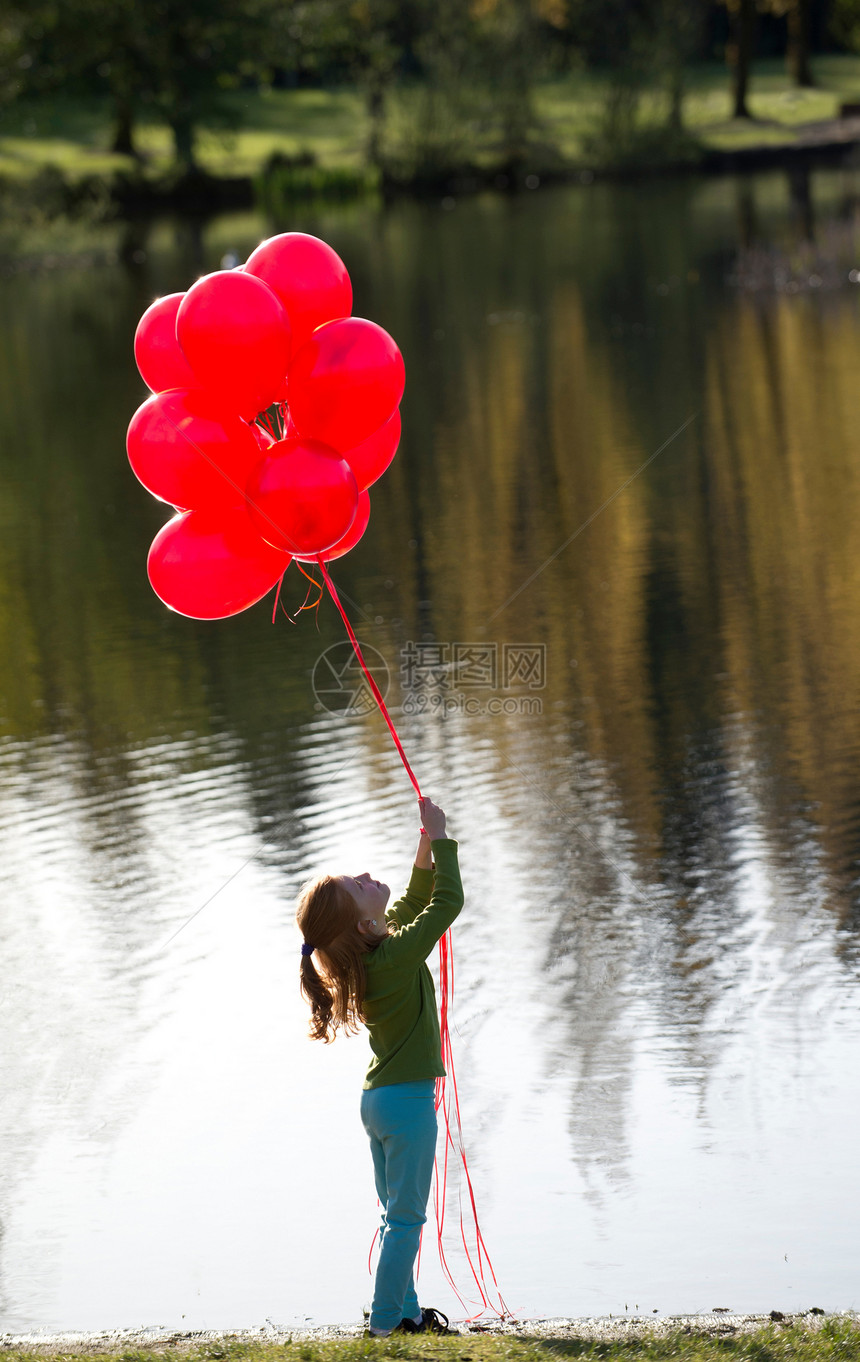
[301,942,315,956]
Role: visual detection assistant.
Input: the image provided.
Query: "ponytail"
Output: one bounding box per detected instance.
[299,953,336,1042]
[296,874,371,1042]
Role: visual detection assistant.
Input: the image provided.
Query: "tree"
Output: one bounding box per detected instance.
[6,0,279,168]
[0,7,28,111]
[142,0,279,168]
[283,0,413,170]
[830,0,860,64]
[651,0,708,132]
[786,0,814,86]
[723,0,758,118]
[469,0,557,168]
[391,0,479,181]
[563,0,642,155]
[285,0,562,175]
[567,0,676,155]
[763,0,814,87]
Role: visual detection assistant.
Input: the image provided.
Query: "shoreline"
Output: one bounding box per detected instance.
[6,115,860,226]
[87,126,860,212]
[2,1310,854,1352]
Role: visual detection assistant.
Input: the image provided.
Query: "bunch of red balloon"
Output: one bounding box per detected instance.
[127,232,405,619]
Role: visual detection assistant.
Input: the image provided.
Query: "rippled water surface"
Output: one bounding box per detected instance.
[2,169,860,1332]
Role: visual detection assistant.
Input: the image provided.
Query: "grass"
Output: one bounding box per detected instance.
[0,88,370,183]
[4,1321,860,1362]
[3,55,860,190]
[534,55,860,162]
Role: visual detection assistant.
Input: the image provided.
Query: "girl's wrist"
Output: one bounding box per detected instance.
[414,835,433,870]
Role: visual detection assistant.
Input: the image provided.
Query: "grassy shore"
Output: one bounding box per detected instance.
[3,55,860,192]
[4,1319,860,1362]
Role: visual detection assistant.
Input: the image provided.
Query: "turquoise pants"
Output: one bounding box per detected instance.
[360,1080,437,1332]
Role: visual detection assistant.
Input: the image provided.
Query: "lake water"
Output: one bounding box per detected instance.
[1,166,860,1334]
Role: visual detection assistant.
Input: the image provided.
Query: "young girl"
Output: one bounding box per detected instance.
[296,795,462,1337]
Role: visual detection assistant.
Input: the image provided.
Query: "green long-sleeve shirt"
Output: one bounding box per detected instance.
[362,838,464,1090]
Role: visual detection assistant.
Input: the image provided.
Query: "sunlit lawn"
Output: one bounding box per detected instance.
[537,55,860,158]
[3,55,860,182]
[0,87,369,181]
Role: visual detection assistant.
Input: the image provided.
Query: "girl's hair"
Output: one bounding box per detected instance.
[296,874,372,1043]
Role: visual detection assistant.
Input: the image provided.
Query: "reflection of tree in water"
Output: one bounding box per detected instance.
[541,798,638,1208]
[726,163,860,292]
[375,173,860,1186]
[500,723,744,1201]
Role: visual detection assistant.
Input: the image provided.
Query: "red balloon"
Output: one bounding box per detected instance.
[246,437,358,556]
[343,409,401,492]
[134,293,197,394]
[297,490,370,563]
[148,507,290,620]
[176,271,292,421]
[127,389,260,512]
[244,233,353,355]
[287,318,405,452]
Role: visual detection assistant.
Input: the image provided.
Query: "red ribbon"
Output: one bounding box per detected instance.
[315,558,510,1320]
[316,557,422,797]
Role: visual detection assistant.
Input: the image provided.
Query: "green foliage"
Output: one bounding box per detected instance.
[0,161,113,232]
[255,149,378,213]
[830,0,860,53]
[0,4,27,107]
[2,0,280,165]
[569,0,709,144]
[6,54,860,196]
[392,0,485,178]
[382,83,482,185]
[0,0,846,182]
[282,0,417,166]
[580,88,706,166]
[283,0,564,175]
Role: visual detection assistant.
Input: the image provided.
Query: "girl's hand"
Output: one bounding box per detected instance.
[418,796,447,841]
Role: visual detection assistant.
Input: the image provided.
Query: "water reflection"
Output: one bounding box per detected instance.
[2,167,860,1330]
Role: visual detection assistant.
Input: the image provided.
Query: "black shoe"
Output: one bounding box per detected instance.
[398,1308,458,1335]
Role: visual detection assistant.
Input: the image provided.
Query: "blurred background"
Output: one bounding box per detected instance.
[1,0,860,1339]
[6,0,860,207]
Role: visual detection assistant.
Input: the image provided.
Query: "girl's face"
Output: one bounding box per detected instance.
[338,872,390,938]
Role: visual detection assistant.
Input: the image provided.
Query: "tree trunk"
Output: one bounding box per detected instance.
[501,69,532,166]
[507,0,534,164]
[366,80,385,169]
[667,60,684,132]
[659,0,691,134]
[787,0,814,88]
[727,0,757,119]
[170,111,196,170]
[110,94,137,157]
